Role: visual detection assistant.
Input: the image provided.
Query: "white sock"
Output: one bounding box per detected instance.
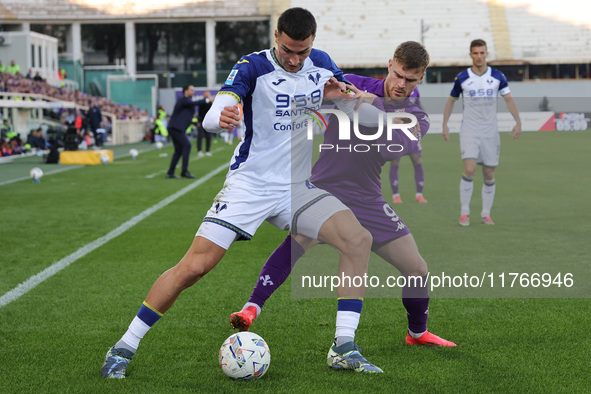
[481,180,496,218]
[409,329,427,338]
[460,176,474,215]
[335,310,360,345]
[119,316,151,352]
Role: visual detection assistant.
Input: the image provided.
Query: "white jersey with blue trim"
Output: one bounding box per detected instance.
[450,66,510,137]
[217,48,346,190]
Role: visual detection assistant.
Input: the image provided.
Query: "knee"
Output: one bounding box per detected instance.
[408,259,428,277]
[463,169,475,178]
[483,167,495,181]
[175,259,211,288]
[341,227,373,255]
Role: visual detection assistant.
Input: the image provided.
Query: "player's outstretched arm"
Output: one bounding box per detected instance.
[202,94,241,133]
[503,93,522,139]
[442,97,456,141]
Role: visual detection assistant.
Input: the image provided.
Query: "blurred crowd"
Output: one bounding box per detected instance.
[0,67,149,120]
[0,59,150,157]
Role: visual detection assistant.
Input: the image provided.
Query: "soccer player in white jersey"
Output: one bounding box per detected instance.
[101,7,384,378]
[442,39,522,226]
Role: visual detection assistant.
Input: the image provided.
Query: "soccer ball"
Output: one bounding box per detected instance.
[30,167,43,182]
[155,141,163,150]
[219,332,271,380]
[100,153,110,165]
[129,148,139,159]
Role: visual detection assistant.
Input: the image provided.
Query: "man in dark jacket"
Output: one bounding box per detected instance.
[196,91,214,156]
[166,85,201,178]
[87,102,103,146]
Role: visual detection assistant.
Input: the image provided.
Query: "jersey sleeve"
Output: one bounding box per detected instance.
[449,76,463,99]
[217,55,258,104]
[344,73,362,88]
[202,93,239,134]
[383,103,430,161]
[309,49,350,84]
[493,69,511,96]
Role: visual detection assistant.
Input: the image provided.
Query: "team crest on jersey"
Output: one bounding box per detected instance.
[487,78,494,84]
[308,72,321,85]
[225,69,239,85]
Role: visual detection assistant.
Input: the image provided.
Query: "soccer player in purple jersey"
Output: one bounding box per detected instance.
[388,87,429,204]
[231,42,456,356]
[442,39,521,226]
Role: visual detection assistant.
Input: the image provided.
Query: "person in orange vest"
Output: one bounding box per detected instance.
[75,110,83,134]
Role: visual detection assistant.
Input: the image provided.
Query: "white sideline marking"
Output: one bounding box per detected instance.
[0,166,82,186]
[0,146,158,187]
[0,163,229,308]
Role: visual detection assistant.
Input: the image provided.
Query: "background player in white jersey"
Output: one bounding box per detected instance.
[442,39,521,226]
[101,7,383,378]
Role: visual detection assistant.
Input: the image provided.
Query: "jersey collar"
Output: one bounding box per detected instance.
[271,47,305,73]
[470,66,489,77]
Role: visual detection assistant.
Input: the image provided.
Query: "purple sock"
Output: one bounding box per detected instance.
[389,164,399,194]
[413,163,425,194]
[401,275,429,334]
[248,235,305,308]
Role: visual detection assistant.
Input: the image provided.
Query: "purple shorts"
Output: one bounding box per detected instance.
[316,184,410,251]
[408,139,423,155]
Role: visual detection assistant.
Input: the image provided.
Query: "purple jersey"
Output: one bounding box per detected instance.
[310,74,430,247]
[347,74,423,155]
[311,75,429,200]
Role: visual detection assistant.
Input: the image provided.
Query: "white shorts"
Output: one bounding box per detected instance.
[196,178,349,249]
[460,133,500,167]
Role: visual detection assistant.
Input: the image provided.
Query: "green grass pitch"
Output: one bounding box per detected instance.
[0,131,589,393]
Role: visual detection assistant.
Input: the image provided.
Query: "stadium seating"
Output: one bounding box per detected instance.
[504,3,591,64]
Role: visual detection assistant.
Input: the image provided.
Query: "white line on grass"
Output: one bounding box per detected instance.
[0,165,83,186]
[145,146,226,178]
[0,162,229,308]
[0,146,158,187]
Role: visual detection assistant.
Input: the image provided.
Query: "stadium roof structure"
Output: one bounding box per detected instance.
[1,0,590,70]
